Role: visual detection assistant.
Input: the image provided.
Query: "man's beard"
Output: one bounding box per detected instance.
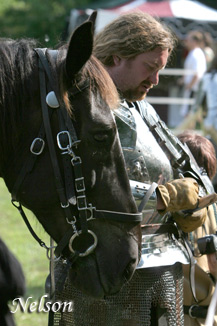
[121,88,147,102]
[120,82,153,102]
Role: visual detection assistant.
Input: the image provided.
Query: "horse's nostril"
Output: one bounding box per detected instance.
[123,259,137,281]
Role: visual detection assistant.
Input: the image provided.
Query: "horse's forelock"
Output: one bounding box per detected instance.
[85,56,120,110]
[60,55,120,115]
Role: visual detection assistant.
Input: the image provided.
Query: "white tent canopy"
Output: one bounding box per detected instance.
[92,0,217,39]
[68,0,217,39]
[169,0,217,21]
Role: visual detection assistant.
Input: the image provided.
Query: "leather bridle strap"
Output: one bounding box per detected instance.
[55,208,143,257]
[36,48,78,207]
[37,49,90,234]
[93,210,143,222]
[38,59,73,219]
[11,201,47,248]
[11,51,57,202]
[11,122,47,201]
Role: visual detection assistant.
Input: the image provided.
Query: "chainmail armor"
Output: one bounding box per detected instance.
[53,261,184,326]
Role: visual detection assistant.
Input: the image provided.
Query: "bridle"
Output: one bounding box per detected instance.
[11,48,142,262]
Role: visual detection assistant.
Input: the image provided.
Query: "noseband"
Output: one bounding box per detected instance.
[11,48,142,261]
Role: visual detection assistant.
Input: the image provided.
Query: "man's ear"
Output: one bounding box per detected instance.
[113,55,122,66]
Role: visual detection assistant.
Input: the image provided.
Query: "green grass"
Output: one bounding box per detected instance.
[0,179,50,326]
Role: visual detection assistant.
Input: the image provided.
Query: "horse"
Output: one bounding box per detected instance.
[0,14,141,299]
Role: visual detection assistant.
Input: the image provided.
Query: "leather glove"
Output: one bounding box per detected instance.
[172,193,217,232]
[172,208,207,232]
[156,177,217,232]
[156,177,199,213]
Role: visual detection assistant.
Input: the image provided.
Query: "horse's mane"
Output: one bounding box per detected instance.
[72,55,119,110]
[0,39,119,157]
[0,38,37,101]
[0,39,38,147]
[0,39,37,99]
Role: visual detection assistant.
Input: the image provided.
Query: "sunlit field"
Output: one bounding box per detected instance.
[0,179,50,326]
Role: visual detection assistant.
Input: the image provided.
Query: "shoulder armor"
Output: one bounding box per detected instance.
[135,100,214,194]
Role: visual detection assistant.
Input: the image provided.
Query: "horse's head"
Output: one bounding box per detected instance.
[0,14,141,298]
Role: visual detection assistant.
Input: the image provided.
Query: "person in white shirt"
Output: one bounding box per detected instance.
[180,30,207,117]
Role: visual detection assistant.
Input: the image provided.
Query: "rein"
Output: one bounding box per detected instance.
[11,48,142,262]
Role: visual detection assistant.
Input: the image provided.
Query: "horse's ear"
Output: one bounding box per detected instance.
[65,21,93,79]
[87,10,97,33]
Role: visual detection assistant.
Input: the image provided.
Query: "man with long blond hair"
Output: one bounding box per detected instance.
[93,11,176,102]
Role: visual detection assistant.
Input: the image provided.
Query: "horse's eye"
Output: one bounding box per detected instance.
[93,133,108,142]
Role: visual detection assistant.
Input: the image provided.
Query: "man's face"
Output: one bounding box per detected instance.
[111,47,169,102]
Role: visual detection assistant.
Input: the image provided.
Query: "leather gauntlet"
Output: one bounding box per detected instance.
[156,178,217,232]
[172,208,207,232]
[156,178,199,213]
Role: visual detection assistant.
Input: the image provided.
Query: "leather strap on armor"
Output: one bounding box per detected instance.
[135,100,214,194]
[184,305,208,319]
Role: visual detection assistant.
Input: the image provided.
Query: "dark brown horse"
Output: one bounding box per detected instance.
[0,16,141,298]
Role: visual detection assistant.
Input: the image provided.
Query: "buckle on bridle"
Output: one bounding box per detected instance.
[57,131,81,159]
[75,177,85,193]
[30,138,45,155]
[57,131,72,151]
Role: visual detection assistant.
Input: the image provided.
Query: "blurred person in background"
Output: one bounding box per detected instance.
[179,30,207,118]
[189,32,215,122]
[178,131,217,325]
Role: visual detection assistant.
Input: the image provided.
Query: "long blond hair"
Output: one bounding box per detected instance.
[93,11,177,66]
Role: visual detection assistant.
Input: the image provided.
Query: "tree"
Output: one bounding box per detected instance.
[0,0,91,47]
